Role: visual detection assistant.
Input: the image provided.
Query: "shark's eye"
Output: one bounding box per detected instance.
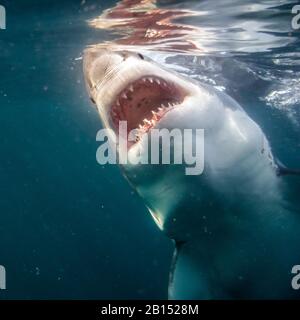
[138,53,144,60]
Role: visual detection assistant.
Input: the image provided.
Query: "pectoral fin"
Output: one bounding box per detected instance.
[168,241,212,300]
[276,159,300,177]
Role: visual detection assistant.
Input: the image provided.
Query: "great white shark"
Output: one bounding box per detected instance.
[83,47,300,299]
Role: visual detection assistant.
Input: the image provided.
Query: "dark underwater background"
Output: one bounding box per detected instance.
[0,0,299,299]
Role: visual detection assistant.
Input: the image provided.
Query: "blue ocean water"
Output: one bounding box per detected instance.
[0,0,299,299]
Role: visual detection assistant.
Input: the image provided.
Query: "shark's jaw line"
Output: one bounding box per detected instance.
[110,74,187,145]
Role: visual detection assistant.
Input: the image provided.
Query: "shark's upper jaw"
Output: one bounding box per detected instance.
[110,74,186,143]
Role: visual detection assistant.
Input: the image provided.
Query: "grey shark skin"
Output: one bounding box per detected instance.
[83,48,300,299]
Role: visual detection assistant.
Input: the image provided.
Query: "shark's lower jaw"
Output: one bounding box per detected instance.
[110,75,186,145]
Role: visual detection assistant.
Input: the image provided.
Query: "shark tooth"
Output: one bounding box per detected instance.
[152,111,158,120]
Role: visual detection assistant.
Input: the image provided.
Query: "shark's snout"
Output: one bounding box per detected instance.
[83,48,147,105]
[83,49,119,100]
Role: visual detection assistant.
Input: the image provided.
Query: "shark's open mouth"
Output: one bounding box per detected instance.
[110,76,186,143]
